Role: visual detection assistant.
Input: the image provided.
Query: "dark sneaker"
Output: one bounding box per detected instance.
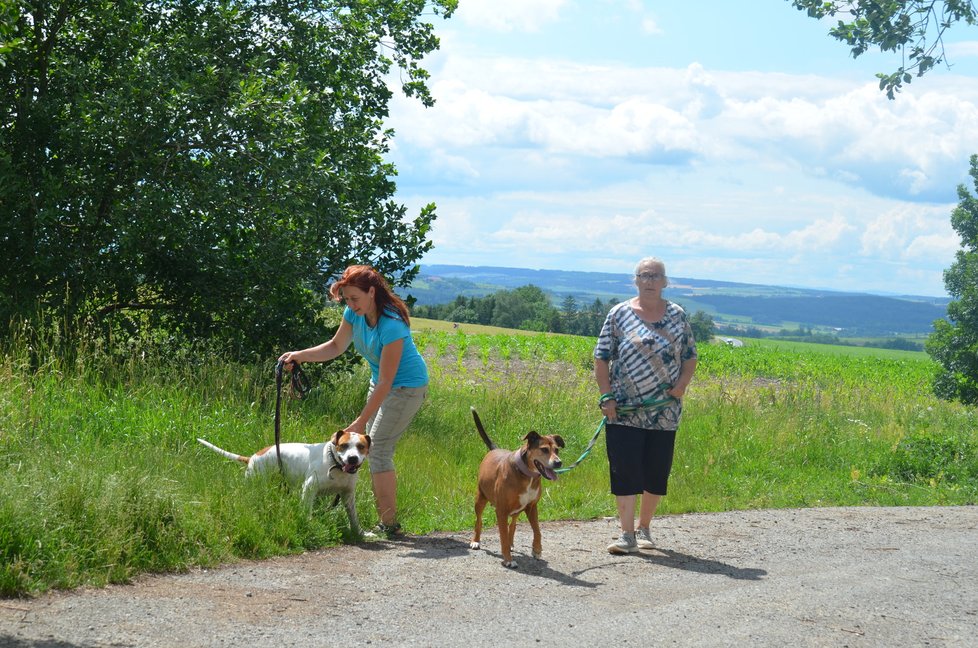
[375,522,406,540]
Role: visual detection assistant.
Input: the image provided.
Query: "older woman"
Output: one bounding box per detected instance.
[279,265,428,539]
[594,257,698,554]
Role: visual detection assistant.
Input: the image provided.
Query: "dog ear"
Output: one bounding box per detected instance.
[364,434,372,449]
[553,435,565,448]
[524,430,542,446]
[331,430,344,445]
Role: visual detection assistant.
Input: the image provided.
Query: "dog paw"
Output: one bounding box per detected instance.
[469,541,481,550]
[501,559,518,569]
[532,550,542,559]
[362,531,379,539]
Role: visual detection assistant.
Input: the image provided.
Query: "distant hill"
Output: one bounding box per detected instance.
[406,264,950,336]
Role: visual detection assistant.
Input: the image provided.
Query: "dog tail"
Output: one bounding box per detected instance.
[197,438,249,464]
[470,407,497,451]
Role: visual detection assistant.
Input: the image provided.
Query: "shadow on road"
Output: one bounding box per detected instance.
[345,533,764,586]
[0,633,83,648]
[386,535,602,588]
[572,548,767,581]
[646,548,767,580]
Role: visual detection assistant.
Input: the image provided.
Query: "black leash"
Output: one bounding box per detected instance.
[274,359,312,474]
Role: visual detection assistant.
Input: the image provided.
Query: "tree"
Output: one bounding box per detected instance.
[490,285,556,330]
[0,3,20,67]
[560,295,578,315]
[447,295,479,324]
[0,0,456,356]
[791,0,978,98]
[926,154,978,405]
[689,310,717,344]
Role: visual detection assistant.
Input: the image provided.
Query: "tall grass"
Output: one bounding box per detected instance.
[1,327,975,596]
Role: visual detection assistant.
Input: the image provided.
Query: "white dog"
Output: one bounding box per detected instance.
[197,430,372,536]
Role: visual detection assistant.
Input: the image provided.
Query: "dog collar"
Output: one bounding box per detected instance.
[326,443,349,474]
[513,450,537,478]
[326,444,341,474]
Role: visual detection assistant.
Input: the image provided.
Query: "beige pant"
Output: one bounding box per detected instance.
[365,383,427,473]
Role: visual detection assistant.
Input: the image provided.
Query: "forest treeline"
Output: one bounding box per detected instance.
[412,284,717,341]
[411,284,929,351]
[413,285,609,336]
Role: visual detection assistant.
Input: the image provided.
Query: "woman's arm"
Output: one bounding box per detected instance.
[278,319,354,365]
[345,337,404,434]
[594,357,618,422]
[668,357,697,399]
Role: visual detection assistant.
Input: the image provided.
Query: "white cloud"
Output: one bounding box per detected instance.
[683,64,726,119]
[442,203,855,261]
[403,56,978,197]
[427,205,484,251]
[455,0,567,32]
[554,99,700,157]
[393,73,702,159]
[905,233,960,259]
[783,215,856,250]
[860,206,957,259]
[641,17,662,35]
[946,41,978,58]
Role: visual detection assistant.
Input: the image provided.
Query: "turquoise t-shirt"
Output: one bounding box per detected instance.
[343,306,429,387]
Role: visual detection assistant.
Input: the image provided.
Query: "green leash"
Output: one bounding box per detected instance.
[554,416,607,474]
[555,393,677,474]
[614,394,677,415]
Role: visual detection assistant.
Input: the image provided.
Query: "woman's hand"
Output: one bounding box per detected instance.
[344,419,368,436]
[667,384,686,399]
[599,399,618,422]
[278,351,300,369]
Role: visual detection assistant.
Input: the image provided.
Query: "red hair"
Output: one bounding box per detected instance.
[329,265,411,325]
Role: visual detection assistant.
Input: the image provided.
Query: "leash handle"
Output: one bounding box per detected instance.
[273,358,313,476]
[290,363,311,399]
[274,360,285,474]
[614,392,677,415]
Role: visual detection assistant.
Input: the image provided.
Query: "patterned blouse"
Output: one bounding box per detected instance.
[594,300,698,431]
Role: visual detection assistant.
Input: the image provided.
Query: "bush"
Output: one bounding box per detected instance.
[872,432,978,486]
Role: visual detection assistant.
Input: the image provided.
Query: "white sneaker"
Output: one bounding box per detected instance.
[636,527,654,549]
[607,531,638,555]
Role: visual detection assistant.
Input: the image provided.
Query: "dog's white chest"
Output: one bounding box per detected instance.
[511,483,540,516]
[317,468,356,493]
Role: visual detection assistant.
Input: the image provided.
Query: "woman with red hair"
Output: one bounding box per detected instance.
[279,265,428,539]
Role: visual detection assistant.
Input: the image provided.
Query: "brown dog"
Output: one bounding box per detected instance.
[469,407,564,568]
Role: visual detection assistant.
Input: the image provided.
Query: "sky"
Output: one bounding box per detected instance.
[384,1,978,297]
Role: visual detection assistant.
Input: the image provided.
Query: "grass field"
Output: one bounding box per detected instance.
[412,316,577,336]
[747,337,930,360]
[1,326,975,596]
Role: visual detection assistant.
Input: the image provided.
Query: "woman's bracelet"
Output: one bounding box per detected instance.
[598,392,616,407]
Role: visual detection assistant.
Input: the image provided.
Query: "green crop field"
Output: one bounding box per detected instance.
[1,327,975,596]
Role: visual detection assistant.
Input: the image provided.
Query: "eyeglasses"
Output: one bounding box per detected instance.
[635,272,664,282]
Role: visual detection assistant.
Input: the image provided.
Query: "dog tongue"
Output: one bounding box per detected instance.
[536,461,558,481]
[342,463,358,474]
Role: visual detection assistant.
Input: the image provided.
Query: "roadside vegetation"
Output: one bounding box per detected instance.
[2,323,975,597]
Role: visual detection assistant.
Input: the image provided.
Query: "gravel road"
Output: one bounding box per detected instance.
[1,506,976,647]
